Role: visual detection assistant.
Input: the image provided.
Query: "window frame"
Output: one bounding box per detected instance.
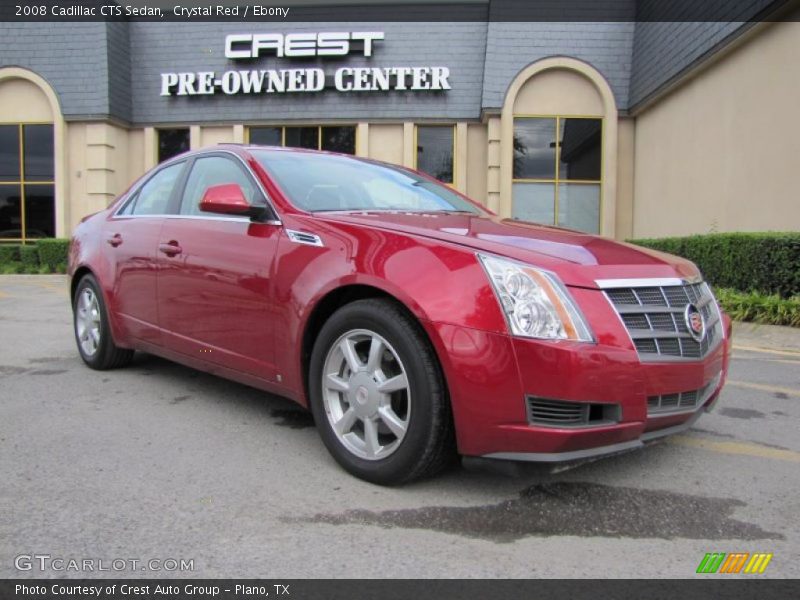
[512,114,603,233]
[247,125,358,155]
[0,121,55,243]
[413,124,456,185]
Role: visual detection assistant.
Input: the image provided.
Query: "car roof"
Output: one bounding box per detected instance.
[216,144,364,159]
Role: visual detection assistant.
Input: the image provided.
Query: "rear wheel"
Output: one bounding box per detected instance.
[73,274,134,370]
[309,298,455,485]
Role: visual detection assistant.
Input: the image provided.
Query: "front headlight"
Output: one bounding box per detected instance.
[477,253,594,342]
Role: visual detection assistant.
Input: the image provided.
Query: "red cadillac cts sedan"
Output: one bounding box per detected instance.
[68,146,731,484]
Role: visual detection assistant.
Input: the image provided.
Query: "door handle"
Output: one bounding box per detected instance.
[106,233,122,247]
[158,241,182,256]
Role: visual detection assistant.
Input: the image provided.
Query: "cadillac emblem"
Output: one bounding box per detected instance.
[684,304,706,342]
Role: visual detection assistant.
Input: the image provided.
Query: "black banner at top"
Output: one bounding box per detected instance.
[1,0,798,22]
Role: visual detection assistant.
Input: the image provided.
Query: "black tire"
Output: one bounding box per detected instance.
[309,298,455,485]
[72,274,134,370]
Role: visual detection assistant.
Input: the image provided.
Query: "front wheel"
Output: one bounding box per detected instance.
[309,299,455,485]
[73,274,134,370]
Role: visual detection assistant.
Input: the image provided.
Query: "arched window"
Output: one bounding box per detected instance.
[501,58,618,237]
[0,75,56,242]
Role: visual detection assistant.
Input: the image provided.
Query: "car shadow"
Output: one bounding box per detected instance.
[128,352,315,429]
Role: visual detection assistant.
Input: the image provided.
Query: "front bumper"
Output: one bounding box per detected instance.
[427,311,731,461]
[484,406,707,463]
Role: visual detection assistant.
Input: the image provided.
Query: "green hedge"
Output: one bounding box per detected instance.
[629,233,800,298]
[715,288,800,328]
[19,245,39,269]
[37,238,70,271]
[0,244,22,263]
[0,239,69,274]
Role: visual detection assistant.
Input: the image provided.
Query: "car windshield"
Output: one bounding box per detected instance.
[252,150,485,215]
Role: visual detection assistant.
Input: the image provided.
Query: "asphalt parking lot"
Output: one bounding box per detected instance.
[1,275,799,578]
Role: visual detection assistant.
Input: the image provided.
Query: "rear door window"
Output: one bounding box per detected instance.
[126,162,185,216]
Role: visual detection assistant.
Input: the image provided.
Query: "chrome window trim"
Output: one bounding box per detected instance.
[110,214,282,226]
[111,149,282,225]
[595,276,702,289]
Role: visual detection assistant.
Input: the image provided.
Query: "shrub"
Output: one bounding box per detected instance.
[37,238,70,271]
[715,288,800,328]
[0,244,22,264]
[629,233,800,298]
[0,262,22,274]
[19,244,39,269]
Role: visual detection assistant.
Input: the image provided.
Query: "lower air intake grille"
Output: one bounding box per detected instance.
[647,374,722,416]
[526,397,620,428]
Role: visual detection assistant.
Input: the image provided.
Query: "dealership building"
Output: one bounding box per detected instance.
[1,0,799,243]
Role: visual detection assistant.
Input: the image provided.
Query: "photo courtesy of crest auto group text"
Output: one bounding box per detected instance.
[1,0,799,595]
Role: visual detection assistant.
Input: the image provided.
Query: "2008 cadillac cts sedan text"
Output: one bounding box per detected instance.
[69,146,731,484]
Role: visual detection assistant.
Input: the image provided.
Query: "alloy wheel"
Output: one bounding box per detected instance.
[321,329,411,460]
[75,288,101,357]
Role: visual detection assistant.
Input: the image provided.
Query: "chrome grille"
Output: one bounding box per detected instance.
[605,281,724,362]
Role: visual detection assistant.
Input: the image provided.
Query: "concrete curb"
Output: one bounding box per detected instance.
[732,321,800,354]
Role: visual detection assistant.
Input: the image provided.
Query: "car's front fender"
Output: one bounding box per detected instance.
[272,216,510,404]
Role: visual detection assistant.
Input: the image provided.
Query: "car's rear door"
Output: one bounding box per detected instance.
[109,160,187,346]
[156,152,282,382]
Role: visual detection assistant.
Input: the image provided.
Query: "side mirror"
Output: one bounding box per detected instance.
[199,184,252,216]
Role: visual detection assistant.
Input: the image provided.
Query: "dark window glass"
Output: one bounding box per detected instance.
[558,119,602,181]
[131,162,184,216]
[321,126,356,155]
[416,126,453,184]
[0,184,22,238]
[513,118,556,179]
[284,127,318,150]
[0,126,20,182]
[249,127,282,146]
[180,156,260,216]
[23,184,55,238]
[23,125,54,180]
[158,129,190,163]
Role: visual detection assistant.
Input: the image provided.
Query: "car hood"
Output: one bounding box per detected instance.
[319,212,700,289]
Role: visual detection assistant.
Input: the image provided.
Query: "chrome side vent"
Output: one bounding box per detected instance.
[286,229,324,247]
[526,397,621,428]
